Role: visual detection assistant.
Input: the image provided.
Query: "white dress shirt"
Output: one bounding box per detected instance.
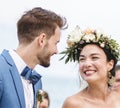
[9,50,34,108]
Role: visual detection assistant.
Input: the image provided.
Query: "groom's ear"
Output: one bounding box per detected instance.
[37,33,47,47]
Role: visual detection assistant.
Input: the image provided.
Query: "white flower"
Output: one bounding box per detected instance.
[100,42,105,48]
[67,40,75,47]
[95,28,104,40]
[67,26,83,47]
[82,34,96,42]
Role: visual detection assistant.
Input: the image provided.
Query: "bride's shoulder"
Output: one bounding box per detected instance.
[62,90,85,108]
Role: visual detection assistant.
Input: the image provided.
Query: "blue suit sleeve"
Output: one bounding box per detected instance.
[0,72,3,99]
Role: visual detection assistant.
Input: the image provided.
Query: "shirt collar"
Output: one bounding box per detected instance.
[9,50,26,74]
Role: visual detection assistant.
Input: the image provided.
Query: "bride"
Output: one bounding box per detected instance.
[61,26,120,108]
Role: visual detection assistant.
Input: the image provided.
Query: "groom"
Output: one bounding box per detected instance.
[0,7,67,108]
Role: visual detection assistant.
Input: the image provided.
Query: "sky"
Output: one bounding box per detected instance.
[0,0,120,77]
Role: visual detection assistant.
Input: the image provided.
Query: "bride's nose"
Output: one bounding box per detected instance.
[84,60,93,68]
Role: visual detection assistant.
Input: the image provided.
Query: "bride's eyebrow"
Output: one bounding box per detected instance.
[79,55,85,58]
[91,53,100,56]
[80,53,100,57]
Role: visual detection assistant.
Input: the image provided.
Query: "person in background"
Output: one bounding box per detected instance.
[60,26,120,108]
[0,7,67,108]
[112,64,120,89]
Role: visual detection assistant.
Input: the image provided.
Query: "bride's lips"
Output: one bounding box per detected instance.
[84,70,96,76]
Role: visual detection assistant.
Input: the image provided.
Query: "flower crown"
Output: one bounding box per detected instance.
[60,26,120,63]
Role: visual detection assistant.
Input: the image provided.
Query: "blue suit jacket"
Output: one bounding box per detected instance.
[0,49,42,108]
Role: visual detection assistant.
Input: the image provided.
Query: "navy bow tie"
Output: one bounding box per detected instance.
[21,66,41,85]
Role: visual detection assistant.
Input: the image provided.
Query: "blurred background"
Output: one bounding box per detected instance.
[0,0,120,107]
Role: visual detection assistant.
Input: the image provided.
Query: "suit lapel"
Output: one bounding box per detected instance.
[2,49,25,108]
[10,66,25,108]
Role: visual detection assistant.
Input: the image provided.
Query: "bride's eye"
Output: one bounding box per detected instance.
[79,57,85,62]
[92,56,99,60]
